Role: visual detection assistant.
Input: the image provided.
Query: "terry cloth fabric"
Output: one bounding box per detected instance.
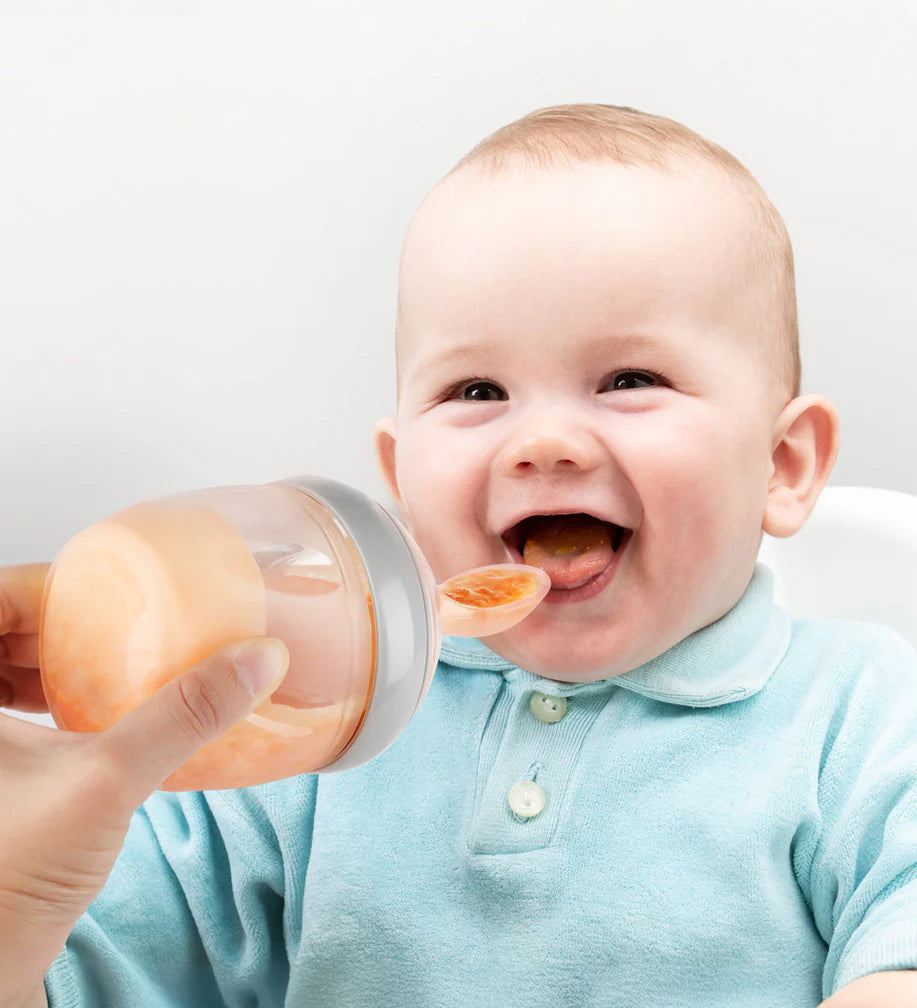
[45,563,917,1007]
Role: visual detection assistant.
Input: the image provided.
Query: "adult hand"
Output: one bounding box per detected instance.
[0,563,289,1008]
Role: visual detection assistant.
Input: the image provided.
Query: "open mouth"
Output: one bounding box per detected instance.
[501,513,630,558]
[501,512,632,603]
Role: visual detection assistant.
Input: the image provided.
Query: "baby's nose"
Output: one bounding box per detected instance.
[498,425,603,476]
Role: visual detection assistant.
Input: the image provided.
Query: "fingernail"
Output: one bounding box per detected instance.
[233,638,290,698]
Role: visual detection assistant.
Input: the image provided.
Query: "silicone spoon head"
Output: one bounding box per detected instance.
[436,563,551,637]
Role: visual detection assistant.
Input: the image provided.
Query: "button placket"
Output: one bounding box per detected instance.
[469,682,610,854]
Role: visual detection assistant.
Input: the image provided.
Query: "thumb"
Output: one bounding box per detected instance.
[102,637,290,800]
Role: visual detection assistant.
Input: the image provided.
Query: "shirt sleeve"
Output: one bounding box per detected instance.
[44,772,318,1007]
[793,625,917,999]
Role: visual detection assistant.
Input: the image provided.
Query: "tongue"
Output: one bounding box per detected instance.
[522,514,615,590]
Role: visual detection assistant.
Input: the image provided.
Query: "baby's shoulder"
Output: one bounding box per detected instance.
[781,612,917,713]
[787,612,915,668]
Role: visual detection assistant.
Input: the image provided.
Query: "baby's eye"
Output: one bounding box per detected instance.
[449,380,508,402]
[602,370,664,392]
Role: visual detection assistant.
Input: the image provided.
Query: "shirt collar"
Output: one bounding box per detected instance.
[437,562,791,708]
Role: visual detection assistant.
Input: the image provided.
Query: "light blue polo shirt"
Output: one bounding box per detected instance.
[47,564,917,1007]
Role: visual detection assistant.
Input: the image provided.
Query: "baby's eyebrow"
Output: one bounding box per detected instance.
[594,332,684,358]
[412,332,684,383]
[411,343,489,383]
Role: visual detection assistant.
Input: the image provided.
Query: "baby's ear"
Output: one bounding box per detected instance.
[762,394,840,538]
[373,417,402,509]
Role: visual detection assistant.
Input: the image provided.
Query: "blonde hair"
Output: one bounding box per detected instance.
[398,104,801,409]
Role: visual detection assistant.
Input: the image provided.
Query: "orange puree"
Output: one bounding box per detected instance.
[441,567,540,608]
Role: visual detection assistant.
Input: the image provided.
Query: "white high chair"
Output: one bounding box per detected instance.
[756,485,917,650]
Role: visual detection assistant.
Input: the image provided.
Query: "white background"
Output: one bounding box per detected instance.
[1,0,915,566]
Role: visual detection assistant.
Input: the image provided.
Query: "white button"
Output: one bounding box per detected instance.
[508,780,546,818]
[530,691,567,723]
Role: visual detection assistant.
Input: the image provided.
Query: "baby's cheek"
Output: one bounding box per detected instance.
[405,523,454,581]
[402,503,482,584]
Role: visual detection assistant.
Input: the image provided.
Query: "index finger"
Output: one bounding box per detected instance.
[0,563,52,635]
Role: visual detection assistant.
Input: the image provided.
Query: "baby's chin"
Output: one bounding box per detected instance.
[482,624,642,684]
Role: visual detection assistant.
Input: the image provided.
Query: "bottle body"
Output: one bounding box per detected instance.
[40,481,389,790]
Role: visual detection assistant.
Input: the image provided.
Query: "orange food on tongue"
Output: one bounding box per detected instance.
[522,515,615,589]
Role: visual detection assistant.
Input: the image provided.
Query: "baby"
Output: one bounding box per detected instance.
[3,104,917,1008]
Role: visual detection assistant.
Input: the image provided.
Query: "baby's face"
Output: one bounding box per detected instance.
[377,161,785,682]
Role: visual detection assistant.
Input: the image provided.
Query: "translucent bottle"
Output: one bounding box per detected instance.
[39,475,549,790]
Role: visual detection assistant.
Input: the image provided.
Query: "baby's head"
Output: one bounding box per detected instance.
[375,104,839,682]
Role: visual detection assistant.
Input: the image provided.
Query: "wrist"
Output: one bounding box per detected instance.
[0,918,56,1008]
[1,987,48,1008]
[0,890,71,1008]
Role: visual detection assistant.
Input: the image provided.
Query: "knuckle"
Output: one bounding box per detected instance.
[174,673,225,743]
